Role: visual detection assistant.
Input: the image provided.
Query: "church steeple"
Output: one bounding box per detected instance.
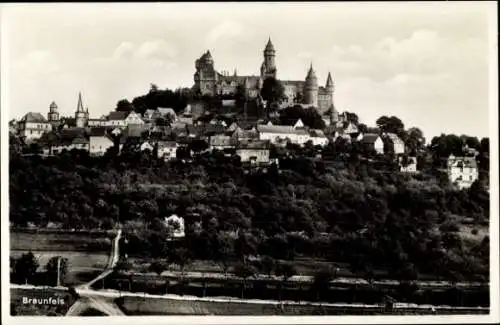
[75,92,87,128]
[76,92,84,113]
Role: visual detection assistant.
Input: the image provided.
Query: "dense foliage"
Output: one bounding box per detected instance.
[9,143,490,283]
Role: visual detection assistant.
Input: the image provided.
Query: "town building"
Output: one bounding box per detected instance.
[399,156,418,173]
[360,133,384,154]
[89,128,114,156]
[164,214,185,239]
[236,140,271,164]
[308,129,329,146]
[257,124,309,146]
[18,112,53,142]
[157,141,178,161]
[209,134,236,151]
[383,132,405,155]
[447,155,479,189]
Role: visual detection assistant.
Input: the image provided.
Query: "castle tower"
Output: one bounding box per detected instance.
[303,63,318,107]
[194,50,218,96]
[75,92,87,128]
[325,72,338,123]
[47,101,60,122]
[260,37,277,79]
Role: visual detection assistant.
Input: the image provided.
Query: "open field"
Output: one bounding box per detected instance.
[116,294,489,316]
[10,230,112,252]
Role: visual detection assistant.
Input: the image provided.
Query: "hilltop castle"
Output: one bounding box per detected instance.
[193,38,338,120]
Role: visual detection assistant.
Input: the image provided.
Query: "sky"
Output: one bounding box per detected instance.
[1,2,496,139]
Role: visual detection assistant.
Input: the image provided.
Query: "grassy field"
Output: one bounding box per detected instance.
[117,295,489,316]
[10,230,112,252]
[10,230,112,287]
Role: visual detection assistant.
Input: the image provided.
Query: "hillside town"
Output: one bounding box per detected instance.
[10,88,481,190]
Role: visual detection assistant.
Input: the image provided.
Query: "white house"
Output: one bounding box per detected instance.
[384,133,405,155]
[157,141,178,161]
[209,134,235,150]
[164,214,185,238]
[361,133,384,154]
[106,112,129,128]
[88,118,108,127]
[447,155,479,189]
[399,156,418,173]
[18,112,53,141]
[124,111,145,126]
[236,140,271,164]
[155,107,177,121]
[293,118,305,129]
[140,141,154,152]
[344,122,359,134]
[308,129,329,147]
[257,124,309,146]
[89,130,114,156]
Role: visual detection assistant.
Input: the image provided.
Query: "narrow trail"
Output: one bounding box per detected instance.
[65,229,124,316]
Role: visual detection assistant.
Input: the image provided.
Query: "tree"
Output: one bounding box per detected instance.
[376,115,405,137]
[259,255,276,278]
[46,256,69,286]
[13,251,39,285]
[274,263,297,301]
[155,116,172,127]
[149,260,168,276]
[233,261,256,298]
[312,268,335,301]
[116,99,135,112]
[261,77,285,111]
[168,247,192,280]
[405,127,425,154]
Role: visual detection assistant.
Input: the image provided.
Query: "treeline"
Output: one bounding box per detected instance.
[9,146,490,283]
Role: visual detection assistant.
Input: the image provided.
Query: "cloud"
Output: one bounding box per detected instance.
[206,21,247,45]
[330,29,488,81]
[12,50,61,75]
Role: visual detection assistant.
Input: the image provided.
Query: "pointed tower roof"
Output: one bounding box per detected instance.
[76,92,84,112]
[326,72,334,87]
[264,37,275,52]
[49,101,58,109]
[306,63,317,79]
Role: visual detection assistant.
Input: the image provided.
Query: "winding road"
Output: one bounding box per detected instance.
[66,228,124,316]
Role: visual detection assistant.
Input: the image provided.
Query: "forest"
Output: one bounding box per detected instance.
[9,135,490,284]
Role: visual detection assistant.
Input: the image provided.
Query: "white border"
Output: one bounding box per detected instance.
[1,2,499,324]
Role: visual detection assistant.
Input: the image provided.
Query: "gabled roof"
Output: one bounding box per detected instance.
[384,132,404,145]
[210,134,234,147]
[361,133,381,144]
[257,124,308,135]
[89,127,109,137]
[144,109,156,118]
[157,141,178,148]
[107,111,128,121]
[156,107,177,117]
[21,112,47,123]
[237,140,271,150]
[448,156,478,169]
[309,129,326,138]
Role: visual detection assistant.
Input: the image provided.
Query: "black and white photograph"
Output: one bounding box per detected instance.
[1,2,498,323]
